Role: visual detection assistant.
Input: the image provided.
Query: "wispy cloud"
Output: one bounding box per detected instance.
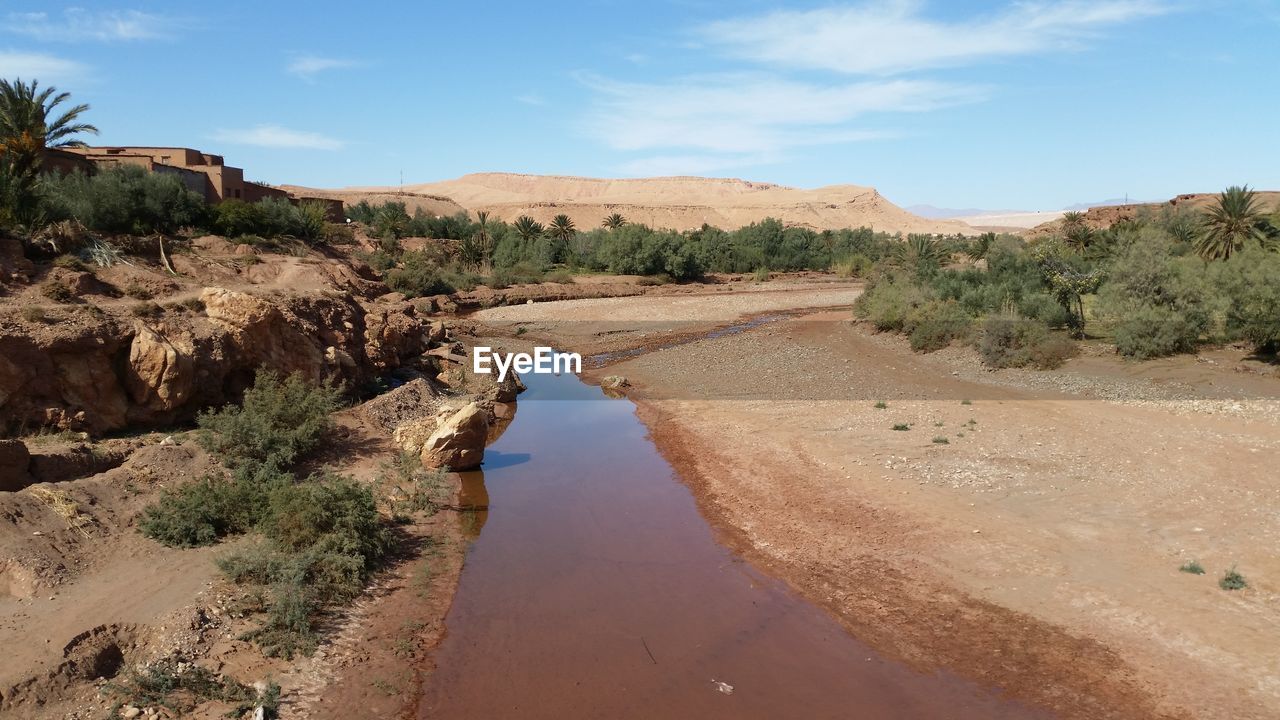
[579,72,975,172]
[0,50,87,82]
[211,125,344,151]
[286,55,359,81]
[516,93,546,106]
[579,1,1170,176]
[5,8,173,42]
[701,0,1171,75]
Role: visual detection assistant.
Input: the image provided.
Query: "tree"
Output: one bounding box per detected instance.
[1032,241,1104,338]
[602,212,626,229]
[893,234,951,275]
[513,215,543,243]
[1195,185,1268,261]
[965,232,995,264]
[549,214,576,242]
[0,78,98,178]
[1060,211,1092,251]
[468,210,493,270]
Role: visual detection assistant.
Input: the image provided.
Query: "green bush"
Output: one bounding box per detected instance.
[1099,234,1211,358]
[140,475,251,547]
[198,370,341,471]
[216,474,389,658]
[40,166,207,235]
[384,250,459,296]
[905,300,973,352]
[854,275,934,332]
[979,315,1077,369]
[1214,246,1280,353]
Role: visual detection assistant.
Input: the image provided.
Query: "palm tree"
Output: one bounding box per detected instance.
[549,214,576,242]
[1195,185,1268,261]
[471,210,493,269]
[0,78,98,177]
[965,232,995,264]
[894,234,951,274]
[1060,211,1092,251]
[602,212,626,229]
[513,215,544,243]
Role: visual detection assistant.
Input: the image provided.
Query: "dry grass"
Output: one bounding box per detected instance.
[28,486,95,538]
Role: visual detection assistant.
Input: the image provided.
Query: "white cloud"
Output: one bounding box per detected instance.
[211,125,344,151]
[580,72,975,157]
[701,0,1171,75]
[0,50,87,82]
[5,9,172,42]
[286,55,359,81]
[516,93,546,106]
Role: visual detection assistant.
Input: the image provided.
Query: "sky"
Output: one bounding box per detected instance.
[0,1,1276,210]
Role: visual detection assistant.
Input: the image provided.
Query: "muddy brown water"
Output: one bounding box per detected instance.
[417,371,1053,719]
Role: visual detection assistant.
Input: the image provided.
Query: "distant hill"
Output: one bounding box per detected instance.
[299,173,979,236]
[1026,191,1280,238]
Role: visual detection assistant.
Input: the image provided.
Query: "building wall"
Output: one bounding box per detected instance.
[243,182,290,203]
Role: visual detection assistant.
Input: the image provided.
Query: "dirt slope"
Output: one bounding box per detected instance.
[311,172,978,235]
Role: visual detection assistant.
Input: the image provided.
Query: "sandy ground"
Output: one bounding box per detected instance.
[475,286,1280,720]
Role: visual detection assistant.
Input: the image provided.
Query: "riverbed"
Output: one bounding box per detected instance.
[416,369,1048,719]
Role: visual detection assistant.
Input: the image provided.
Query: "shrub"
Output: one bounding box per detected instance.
[1214,246,1280,353]
[217,474,389,658]
[1099,235,1210,358]
[892,423,910,431]
[384,251,458,297]
[1219,567,1247,591]
[854,275,934,332]
[213,199,265,238]
[831,254,872,278]
[140,474,260,547]
[905,300,972,352]
[197,370,341,471]
[41,281,75,303]
[20,306,45,322]
[544,269,574,284]
[979,315,1077,369]
[1179,560,1205,575]
[40,166,208,235]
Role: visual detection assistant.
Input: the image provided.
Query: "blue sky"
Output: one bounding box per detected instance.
[0,1,1276,209]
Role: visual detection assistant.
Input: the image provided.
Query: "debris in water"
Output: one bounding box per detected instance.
[711,679,734,695]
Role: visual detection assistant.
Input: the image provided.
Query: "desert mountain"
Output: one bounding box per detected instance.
[295,173,978,236]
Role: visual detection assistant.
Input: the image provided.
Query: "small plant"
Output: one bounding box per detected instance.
[932,436,949,444]
[933,420,944,427]
[892,423,910,431]
[52,253,88,271]
[123,282,153,300]
[515,326,527,336]
[131,301,163,318]
[1219,567,1247,591]
[1179,560,1205,575]
[960,399,972,405]
[874,401,887,409]
[41,281,76,303]
[753,267,771,282]
[20,306,46,323]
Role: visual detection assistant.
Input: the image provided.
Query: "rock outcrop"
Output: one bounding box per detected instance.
[0,287,432,435]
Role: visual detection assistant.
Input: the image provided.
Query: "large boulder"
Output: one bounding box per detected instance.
[124,324,194,412]
[419,402,488,471]
[0,439,31,491]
